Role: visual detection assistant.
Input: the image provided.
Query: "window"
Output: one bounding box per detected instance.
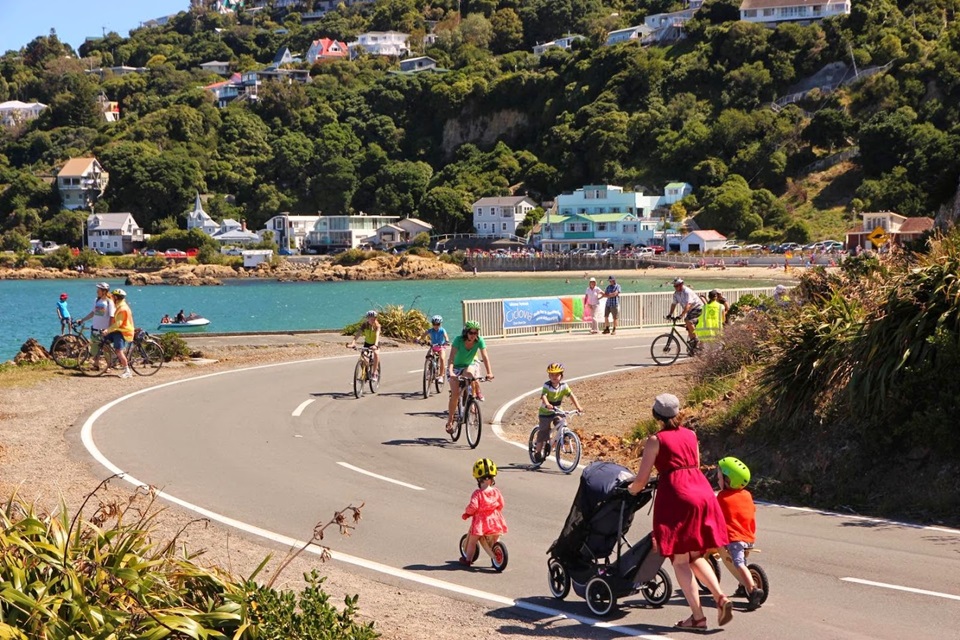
[501,223,507,231]
[743,8,756,16]
[597,223,607,231]
[580,223,588,232]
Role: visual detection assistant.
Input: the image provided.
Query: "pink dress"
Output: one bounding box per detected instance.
[652,427,729,557]
[463,486,508,536]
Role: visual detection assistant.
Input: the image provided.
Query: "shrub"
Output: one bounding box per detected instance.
[439,250,465,266]
[342,305,428,341]
[332,249,384,266]
[39,246,76,270]
[155,331,192,360]
[405,246,433,257]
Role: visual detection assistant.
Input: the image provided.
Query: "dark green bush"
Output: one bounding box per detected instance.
[332,249,384,266]
[154,331,192,360]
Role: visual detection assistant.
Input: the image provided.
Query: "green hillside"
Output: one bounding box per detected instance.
[1,0,958,248]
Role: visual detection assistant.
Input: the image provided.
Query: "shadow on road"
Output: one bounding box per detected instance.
[404,560,502,574]
[405,410,448,419]
[377,391,425,401]
[382,437,465,449]
[497,463,570,476]
[309,391,358,400]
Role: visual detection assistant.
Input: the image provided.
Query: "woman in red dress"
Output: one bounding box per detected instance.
[628,393,732,630]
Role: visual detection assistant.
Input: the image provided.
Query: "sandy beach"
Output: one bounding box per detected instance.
[461,264,808,282]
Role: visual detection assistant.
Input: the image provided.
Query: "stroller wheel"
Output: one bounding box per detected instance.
[640,568,673,607]
[547,559,570,599]
[585,576,617,617]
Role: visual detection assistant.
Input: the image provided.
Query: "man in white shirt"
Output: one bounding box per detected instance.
[583,277,602,334]
[77,282,116,368]
[669,277,704,345]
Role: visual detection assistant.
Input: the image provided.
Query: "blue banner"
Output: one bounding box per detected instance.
[503,298,565,328]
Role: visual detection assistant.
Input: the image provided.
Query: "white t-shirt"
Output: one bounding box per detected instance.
[91,297,116,331]
[673,286,703,310]
[584,284,601,305]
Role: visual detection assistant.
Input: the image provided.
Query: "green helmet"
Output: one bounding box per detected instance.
[718,457,751,489]
[464,321,481,332]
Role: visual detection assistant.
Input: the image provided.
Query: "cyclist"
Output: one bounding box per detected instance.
[669,277,704,347]
[419,315,450,373]
[460,458,507,567]
[104,288,135,379]
[716,456,764,610]
[532,363,584,464]
[77,282,116,370]
[445,321,494,434]
[351,310,381,381]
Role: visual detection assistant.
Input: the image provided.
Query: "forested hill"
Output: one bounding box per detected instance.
[1,0,959,248]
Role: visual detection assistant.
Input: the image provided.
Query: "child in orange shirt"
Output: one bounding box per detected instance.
[460,458,507,567]
[717,456,764,610]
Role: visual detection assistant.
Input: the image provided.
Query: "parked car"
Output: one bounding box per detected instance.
[163,248,188,259]
[744,243,764,250]
[635,247,655,257]
[821,240,844,251]
[143,249,160,256]
[278,247,298,256]
[722,244,742,251]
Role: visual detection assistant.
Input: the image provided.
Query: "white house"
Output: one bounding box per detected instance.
[471,196,538,238]
[211,219,260,244]
[532,35,585,56]
[663,182,694,205]
[0,100,47,127]
[349,31,410,58]
[398,56,439,73]
[305,214,400,251]
[199,60,231,75]
[538,212,662,252]
[185,193,220,236]
[604,25,654,46]
[372,217,433,246]
[739,0,851,25]
[679,230,727,253]
[86,212,144,254]
[57,157,109,210]
[262,213,321,250]
[556,183,690,218]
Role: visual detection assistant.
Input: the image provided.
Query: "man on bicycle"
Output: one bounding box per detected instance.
[77,282,115,370]
[420,315,450,373]
[445,321,494,434]
[669,277,704,347]
[104,288,135,379]
[533,362,583,463]
[351,310,381,381]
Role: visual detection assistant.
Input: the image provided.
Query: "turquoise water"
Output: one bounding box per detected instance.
[0,274,778,360]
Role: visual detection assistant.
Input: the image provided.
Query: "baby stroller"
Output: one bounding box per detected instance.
[546,461,672,617]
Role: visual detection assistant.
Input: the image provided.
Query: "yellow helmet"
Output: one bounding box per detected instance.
[546,362,564,374]
[472,458,497,479]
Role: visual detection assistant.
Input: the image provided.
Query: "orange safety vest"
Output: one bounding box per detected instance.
[107,300,135,341]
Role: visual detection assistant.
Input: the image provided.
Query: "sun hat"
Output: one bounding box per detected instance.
[59,293,68,300]
[652,393,680,418]
[589,277,596,282]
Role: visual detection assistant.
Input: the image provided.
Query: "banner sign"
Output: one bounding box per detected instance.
[503,297,585,329]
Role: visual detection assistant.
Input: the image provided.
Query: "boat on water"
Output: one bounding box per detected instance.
[157,315,210,331]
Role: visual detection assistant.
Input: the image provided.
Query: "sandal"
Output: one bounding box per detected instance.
[675,616,707,630]
[717,596,733,626]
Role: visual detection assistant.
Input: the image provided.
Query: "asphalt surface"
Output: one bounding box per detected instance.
[82,331,960,638]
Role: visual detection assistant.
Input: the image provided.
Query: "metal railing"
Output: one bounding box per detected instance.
[463,287,779,338]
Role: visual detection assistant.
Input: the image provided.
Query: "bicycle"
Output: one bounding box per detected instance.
[450,374,489,449]
[527,409,583,474]
[76,327,165,377]
[650,316,702,366]
[696,547,770,611]
[419,342,446,399]
[50,320,92,369]
[351,345,380,398]
[459,533,508,572]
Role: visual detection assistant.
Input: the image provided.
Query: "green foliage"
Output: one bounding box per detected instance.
[438,250,465,265]
[411,231,430,248]
[155,331,192,360]
[38,246,76,270]
[1,231,30,252]
[332,249,385,266]
[342,304,428,342]
[405,246,433,257]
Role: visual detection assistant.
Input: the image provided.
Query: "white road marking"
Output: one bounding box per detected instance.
[337,462,425,491]
[292,399,314,417]
[842,578,960,601]
[774,505,960,534]
[407,369,422,374]
[613,345,646,350]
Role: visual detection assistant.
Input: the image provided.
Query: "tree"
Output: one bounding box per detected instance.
[695,175,755,236]
[373,161,434,217]
[802,109,854,151]
[490,9,524,55]
[417,186,471,233]
[310,157,358,215]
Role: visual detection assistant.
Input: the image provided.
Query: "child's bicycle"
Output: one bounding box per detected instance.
[703,546,770,610]
[418,342,445,398]
[459,533,509,572]
[349,345,381,398]
[449,374,490,449]
[527,409,582,474]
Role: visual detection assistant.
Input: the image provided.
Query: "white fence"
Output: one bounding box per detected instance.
[463,287,778,338]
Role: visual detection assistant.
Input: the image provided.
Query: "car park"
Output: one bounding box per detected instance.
[722,244,742,251]
[744,243,764,250]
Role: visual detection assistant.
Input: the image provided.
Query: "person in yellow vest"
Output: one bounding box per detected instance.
[104,288,135,379]
[696,290,726,342]
[351,310,381,381]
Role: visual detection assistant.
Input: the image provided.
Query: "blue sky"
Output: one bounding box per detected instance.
[0,1,189,54]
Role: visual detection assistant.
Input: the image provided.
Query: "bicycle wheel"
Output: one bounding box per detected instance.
[51,335,85,369]
[650,333,682,365]
[78,344,111,377]
[422,358,433,399]
[368,362,381,393]
[464,398,482,449]
[490,541,508,572]
[129,339,164,376]
[450,394,464,442]
[527,426,544,467]
[434,359,444,393]
[555,428,581,474]
[353,360,365,398]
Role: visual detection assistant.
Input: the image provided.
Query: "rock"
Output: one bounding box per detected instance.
[15,338,51,364]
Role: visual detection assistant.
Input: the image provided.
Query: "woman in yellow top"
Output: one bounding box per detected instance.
[104,288,135,379]
[351,310,381,381]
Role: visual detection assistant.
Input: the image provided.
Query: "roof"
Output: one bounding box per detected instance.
[398,217,433,230]
[473,196,537,207]
[213,229,260,241]
[0,100,46,110]
[665,182,689,190]
[740,0,845,8]
[87,213,137,230]
[684,230,727,241]
[58,157,99,176]
[200,60,230,66]
[898,217,935,233]
[378,223,405,232]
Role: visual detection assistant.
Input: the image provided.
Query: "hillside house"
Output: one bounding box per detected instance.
[86,212,144,254]
[739,0,851,25]
[846,212,935,250]
[532,35,585,56]
[306,38,348,63]
[349,31,410,58]
[199,60,231,75]
[605,25,654,46]
[0,100,46,127]
[398,56,440,73]
[472,197,538,238]
[262,213,321,250]
[57,157,108,210]
[305,214,400,251]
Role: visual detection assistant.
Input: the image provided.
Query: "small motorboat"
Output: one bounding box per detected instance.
[157,315,210,331]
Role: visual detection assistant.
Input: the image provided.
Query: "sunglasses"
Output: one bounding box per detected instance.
[467,331,479,336]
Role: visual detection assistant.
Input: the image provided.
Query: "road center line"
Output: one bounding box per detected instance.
[337,462,425,491]
[841,578,960,601]
[407,369,422,374]
[291,399,314,417]
[613,345,646,350]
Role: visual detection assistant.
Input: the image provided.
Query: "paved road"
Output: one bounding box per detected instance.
[83,332,960,638]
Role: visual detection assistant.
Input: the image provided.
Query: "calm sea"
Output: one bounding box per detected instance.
[1,274,777,360]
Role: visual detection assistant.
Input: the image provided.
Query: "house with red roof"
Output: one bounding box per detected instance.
[306,38,348,64]
[679,230,727,253]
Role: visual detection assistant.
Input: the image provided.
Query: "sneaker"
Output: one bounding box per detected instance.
[747,588,764,611]
[119,369,133,379]
[476,392,485,402]
[601,327,610,334]
[611,328,616,335]
[370,374,378,382]
[532,450,544,464]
